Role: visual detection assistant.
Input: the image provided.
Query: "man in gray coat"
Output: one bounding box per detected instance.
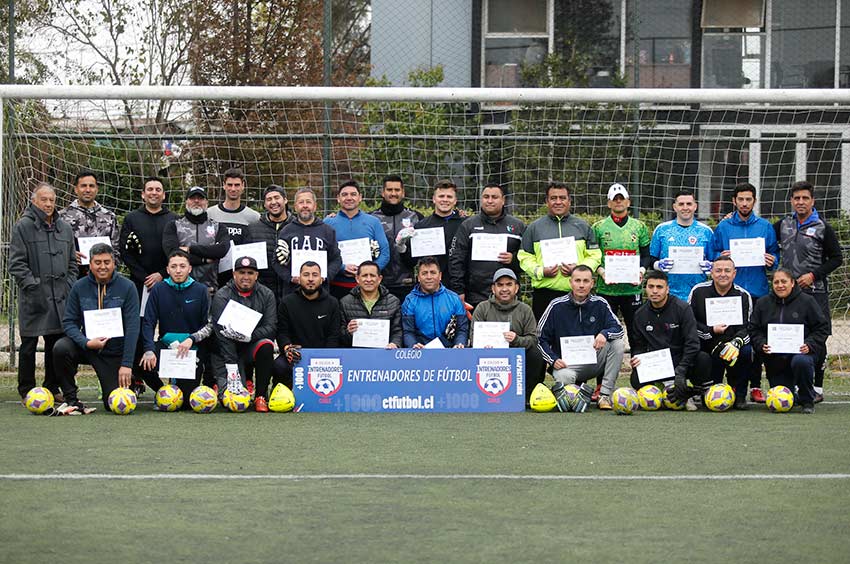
[9,182,77,399]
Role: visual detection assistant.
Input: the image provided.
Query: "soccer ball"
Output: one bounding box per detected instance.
[662,385,685,411]
[189,386,218,413]
[529,383,557,413]
[313,377,337,396]
[269,383,296,413]
[704,383,735,412]
[155,385,183,412]
[766,385,794,413]
[637,385,663,411]
[563,384,581,410]
[223,389,251,413]
[108,388,137,415]
[611,387,639,415]
[24,387,54,414]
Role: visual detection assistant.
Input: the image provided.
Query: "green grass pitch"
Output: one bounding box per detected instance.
[2,374,850,563]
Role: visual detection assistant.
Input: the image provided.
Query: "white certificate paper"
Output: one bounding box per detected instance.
[83,307,124,339]
[559,335,597,365]
[423,337,445,349]
[290,249,328,278]
[217,300,263,340]
[139,286,150,318]
[410,227,446,257]
[705,296,744,327]
[219,241,268,273]
[668,246,704,274]
[604,254,641,284]
[768,323,805,354]
[540,237,578,267]
[159,349,198,380]
[472,322,510,349]
[635,348,676,384]
[471,233,507,262]
[338,237,372,266]
[730,238,766,268]
[77,236,111,265]
[352,319,390,348]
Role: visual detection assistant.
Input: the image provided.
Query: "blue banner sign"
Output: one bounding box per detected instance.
[293,348,526,412]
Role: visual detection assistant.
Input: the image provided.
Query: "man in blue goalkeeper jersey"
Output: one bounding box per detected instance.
[649,190,714,301]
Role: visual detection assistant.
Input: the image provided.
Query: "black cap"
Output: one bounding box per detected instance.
[234,256,258,271]
[186,186,207,199]
[264,184,287,198]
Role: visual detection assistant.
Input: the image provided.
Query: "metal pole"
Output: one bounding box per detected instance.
[322,0,333,211]
[630,0,641,217]
[7,0,14,83]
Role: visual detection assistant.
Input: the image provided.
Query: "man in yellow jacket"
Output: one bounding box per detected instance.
[518,182,602,320]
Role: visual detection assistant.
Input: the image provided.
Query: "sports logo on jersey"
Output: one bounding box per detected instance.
[646,325,654,332]
[631,233,638,243]
[688,236,697,245]
[806,227,816,236]
[402,217,412,228]
[589,316,596,323]
[507,225,515,233]
[206,225,216,237]
[476,357,512,400]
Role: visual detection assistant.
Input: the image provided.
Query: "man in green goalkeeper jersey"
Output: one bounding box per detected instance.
[592,183,652,348]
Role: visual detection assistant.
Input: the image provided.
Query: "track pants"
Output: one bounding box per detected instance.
[53,336,122,409]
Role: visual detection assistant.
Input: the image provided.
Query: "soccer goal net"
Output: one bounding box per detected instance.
[2,85,850,369]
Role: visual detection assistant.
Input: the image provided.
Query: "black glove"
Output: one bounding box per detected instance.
[671,371,689,404]
[284,344,302,364]
[125,232,141,255]
[551,382,570,413]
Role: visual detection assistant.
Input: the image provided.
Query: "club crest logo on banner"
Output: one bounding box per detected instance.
[476,357,512,400]
[308,357,343,401]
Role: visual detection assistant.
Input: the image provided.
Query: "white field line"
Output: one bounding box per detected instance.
[1,473,849,481]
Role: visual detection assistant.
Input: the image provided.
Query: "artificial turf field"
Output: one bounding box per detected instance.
[1,374,849,564]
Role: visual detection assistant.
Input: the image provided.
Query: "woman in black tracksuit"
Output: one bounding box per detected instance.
[748,268,829,413]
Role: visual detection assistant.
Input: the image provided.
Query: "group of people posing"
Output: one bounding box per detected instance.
[10,168,842,414]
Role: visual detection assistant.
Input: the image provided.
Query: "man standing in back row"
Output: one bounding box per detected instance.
[449,183,525,309]
[405,179,466,279]
[775,181,843,402]
[208,168,260,287]
[60,170,120,277]
[372,175,423,303]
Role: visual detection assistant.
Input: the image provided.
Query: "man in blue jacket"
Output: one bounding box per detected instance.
[53,243,140,412]
[711,182,778,403]
[537,265,625,411]
[402,257,468,348]
[325,180,389,300]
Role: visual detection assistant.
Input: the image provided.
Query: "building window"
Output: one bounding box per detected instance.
[771,0,837,88]
[483,0,553,87]
[625,0,693,88]
[702,0,765,29]
[702,30,765,88]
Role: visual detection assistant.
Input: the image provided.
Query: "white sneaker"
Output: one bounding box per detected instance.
[685,397,698,412]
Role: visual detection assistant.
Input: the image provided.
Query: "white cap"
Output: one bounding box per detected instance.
[607,183,629,200]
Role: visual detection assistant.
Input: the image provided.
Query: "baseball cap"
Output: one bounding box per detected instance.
[264,184,287,198]
[492,268,517,283]
[234,256,258,271]
[186,186,207,199]
[607,183,629,200]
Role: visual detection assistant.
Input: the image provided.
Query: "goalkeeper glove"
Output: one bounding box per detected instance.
[550,382,571,413]
[219,324,249,343]
[125,231,142,255]
[275,239,291,266]
[370,239,381,259]
[653,258,674,272]
[573,383,594,413]
[284,344,302,364]
[395,227,416,253]
[444,315,457,342]
[699,260,713,275]
[225,364,246,394]
[717,337,744,367]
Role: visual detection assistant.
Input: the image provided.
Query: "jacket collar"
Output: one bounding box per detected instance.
[412,283,446,297]
[731,211,758,225]
[795,208,821,228]
[479,209,506,225]
[488,294,520,311]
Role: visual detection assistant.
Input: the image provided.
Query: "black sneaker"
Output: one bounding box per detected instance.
[801,404,815,414]
[813,393,824,404]
[131,379,146,396]
[733,397,748,410]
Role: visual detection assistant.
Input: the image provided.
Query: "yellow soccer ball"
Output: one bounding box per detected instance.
[704,383,735,412]
[108,388,137,415]
[529,383,557,412]
[24,387,54,414]
[155,385,184,412]
[766,386,794,413]
[611,387,639,415]
[269,383,296,413]
[189,386,218,413]
[223,389,251,413]
[637,385,663,411]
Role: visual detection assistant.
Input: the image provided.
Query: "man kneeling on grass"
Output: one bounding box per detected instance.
[537,265,625,412]
[210,256,277,412]
[53,243,139,413]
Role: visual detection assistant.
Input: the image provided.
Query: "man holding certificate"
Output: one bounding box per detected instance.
[273,187,342,296]
[210,256,278,412]
[449,183,525,308]
[518,182,601,321]
[687,256,753,409]
[54,243,140,412]
[59,170,120,278]
[630,270,711,411]
[402,257,469,348]
[371,175,423,302]
[649,190,714,301]
[711,183,779,403]
[470,268,544,402]
[325,180,389,300]
[138,250,213,408]
[748,269,830,414]
[537,265,625,411]
[340,261,403,348]
[775,181,843,402]
[249,185,294,301]
[592,183,651,348]
[276,262,342,388]
[403,180,466,278]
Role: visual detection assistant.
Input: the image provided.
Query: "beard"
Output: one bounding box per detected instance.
[301,285,320,296]
[187,206,205,216]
